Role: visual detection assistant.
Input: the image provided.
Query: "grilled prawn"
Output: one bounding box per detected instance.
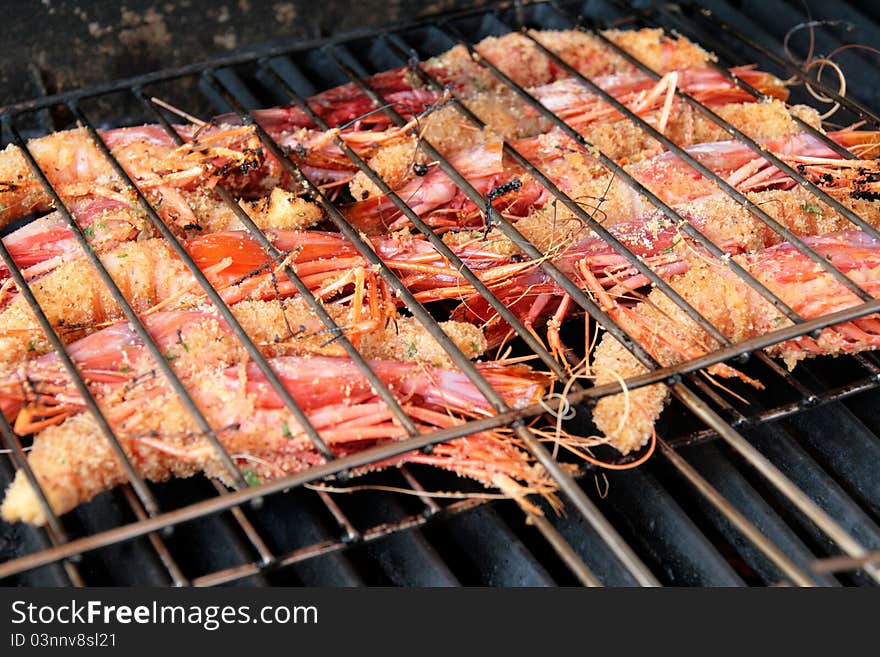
[589,230,880,454]
[0,227,532,368]
[0,346,550,525]
[0,302,486,433]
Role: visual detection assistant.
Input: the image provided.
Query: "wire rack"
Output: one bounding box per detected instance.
[2,0,880,587]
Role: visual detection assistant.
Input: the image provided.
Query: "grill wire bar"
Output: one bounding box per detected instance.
[2,0,880,586]
[432,11,880,583]
[541,1,880,582]
[317,42,665,585]
[205,62,620,587]
[377,30,818,587]
[133,86,433,559]
[259,51,613,586]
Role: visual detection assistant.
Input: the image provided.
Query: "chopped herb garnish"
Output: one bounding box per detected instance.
[117,253,128,258]
[281,422,292,439]
[243,470,261,487]
[181,342,190,353]
[407,342,418,358]
[164,351,178,362]
[27,340,36,352]
[83,226,94,239]
[119,366,131,373]
[661,246,675,254]
[97,220,107,231]
[470,341,481,353]
[802,202,823,215]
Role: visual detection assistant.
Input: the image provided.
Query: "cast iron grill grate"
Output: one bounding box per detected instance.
[1,0,880,586]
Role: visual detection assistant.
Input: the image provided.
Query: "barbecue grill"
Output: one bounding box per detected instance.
[2,0,880,587]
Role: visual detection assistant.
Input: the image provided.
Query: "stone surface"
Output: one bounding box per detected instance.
[0,0,493,106]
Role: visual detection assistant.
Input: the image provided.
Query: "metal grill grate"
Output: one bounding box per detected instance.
[2,0,880,586]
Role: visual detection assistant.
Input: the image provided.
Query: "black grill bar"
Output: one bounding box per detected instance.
[206,61,638,587]
[656,438,816,586]
[674,381,880,584]
[526,509,602,586]
[435,11,880,583]
[120,486,188,586]
[676,1,880,128]
[192,495,489,587]
[398,465,442,516]
[209,479,275,569]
